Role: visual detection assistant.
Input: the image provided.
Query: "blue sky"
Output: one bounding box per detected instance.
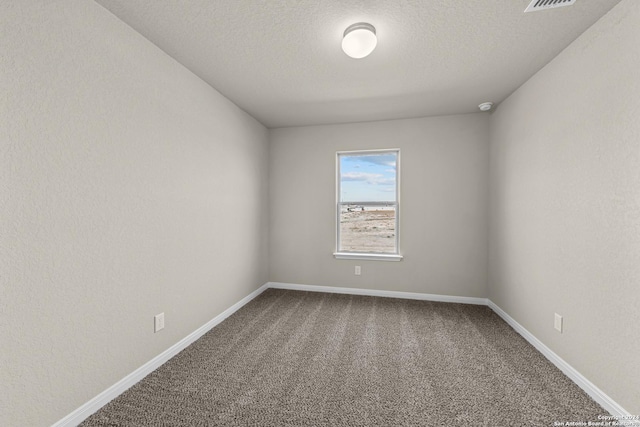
[340,153,397,202]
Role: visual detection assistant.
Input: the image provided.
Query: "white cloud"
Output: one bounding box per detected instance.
[342,172,395,186]
[344,154,397,168]
[342,172,380,181]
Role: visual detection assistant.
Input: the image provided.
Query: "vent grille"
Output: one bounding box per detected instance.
[524,0,577,13]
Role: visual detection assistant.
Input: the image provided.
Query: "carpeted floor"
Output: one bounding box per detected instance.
[82,289,606,426]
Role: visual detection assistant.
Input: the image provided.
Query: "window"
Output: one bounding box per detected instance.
[334,149,402,261]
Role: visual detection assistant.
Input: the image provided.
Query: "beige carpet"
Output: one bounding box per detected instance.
[82,289,605,426]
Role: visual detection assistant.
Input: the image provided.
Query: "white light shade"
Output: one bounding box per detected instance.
[478,102,494,111]
[342,23,377,59]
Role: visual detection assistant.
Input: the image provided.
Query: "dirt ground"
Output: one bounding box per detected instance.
[339,209,396,253]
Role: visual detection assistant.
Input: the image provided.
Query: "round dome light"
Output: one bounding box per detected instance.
[342,23,377,59]
[478,102,494,112]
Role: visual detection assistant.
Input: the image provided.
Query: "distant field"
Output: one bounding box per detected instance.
[339,209,396,253]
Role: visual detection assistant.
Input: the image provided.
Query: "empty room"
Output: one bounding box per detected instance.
[2,0,639,426]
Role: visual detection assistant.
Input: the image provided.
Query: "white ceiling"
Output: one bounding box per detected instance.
[94,0,621,128]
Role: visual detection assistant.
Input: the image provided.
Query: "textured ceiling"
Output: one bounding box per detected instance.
[94,0,621,128]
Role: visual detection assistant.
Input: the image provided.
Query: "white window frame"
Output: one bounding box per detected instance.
[334,149,402,262]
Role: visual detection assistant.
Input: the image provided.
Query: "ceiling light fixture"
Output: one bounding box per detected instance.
[342,23,377,59]
[478,102,494,112]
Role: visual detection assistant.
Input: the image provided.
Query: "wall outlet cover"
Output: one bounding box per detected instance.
[554,313,563,333]
[154,312,165,333]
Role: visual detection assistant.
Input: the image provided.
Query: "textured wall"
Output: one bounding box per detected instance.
[489,0,640,414]
[269,114,490,297]
[0,2,268,426]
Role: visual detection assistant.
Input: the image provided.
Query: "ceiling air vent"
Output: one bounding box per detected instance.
[524,0,577,13]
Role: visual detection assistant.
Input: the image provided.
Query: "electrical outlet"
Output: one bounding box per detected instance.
[355,265,361,276]
[154,312,165,333]
[554,313,563,333]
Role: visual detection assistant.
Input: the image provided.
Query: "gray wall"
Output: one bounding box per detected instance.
[3,0,638,424]
[0,2,269,426]
[269,114,490,297]
[489,0,640,414]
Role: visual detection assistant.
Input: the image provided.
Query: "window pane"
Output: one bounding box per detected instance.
[339,205,396,253]
[339,153,396,203]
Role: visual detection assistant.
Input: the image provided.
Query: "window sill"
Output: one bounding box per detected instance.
[333,252,403,262]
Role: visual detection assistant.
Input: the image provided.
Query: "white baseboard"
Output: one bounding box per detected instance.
[52,283,270,427]
[267,281,488,305]
[487,300,637,424]
[53,281,635,426]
